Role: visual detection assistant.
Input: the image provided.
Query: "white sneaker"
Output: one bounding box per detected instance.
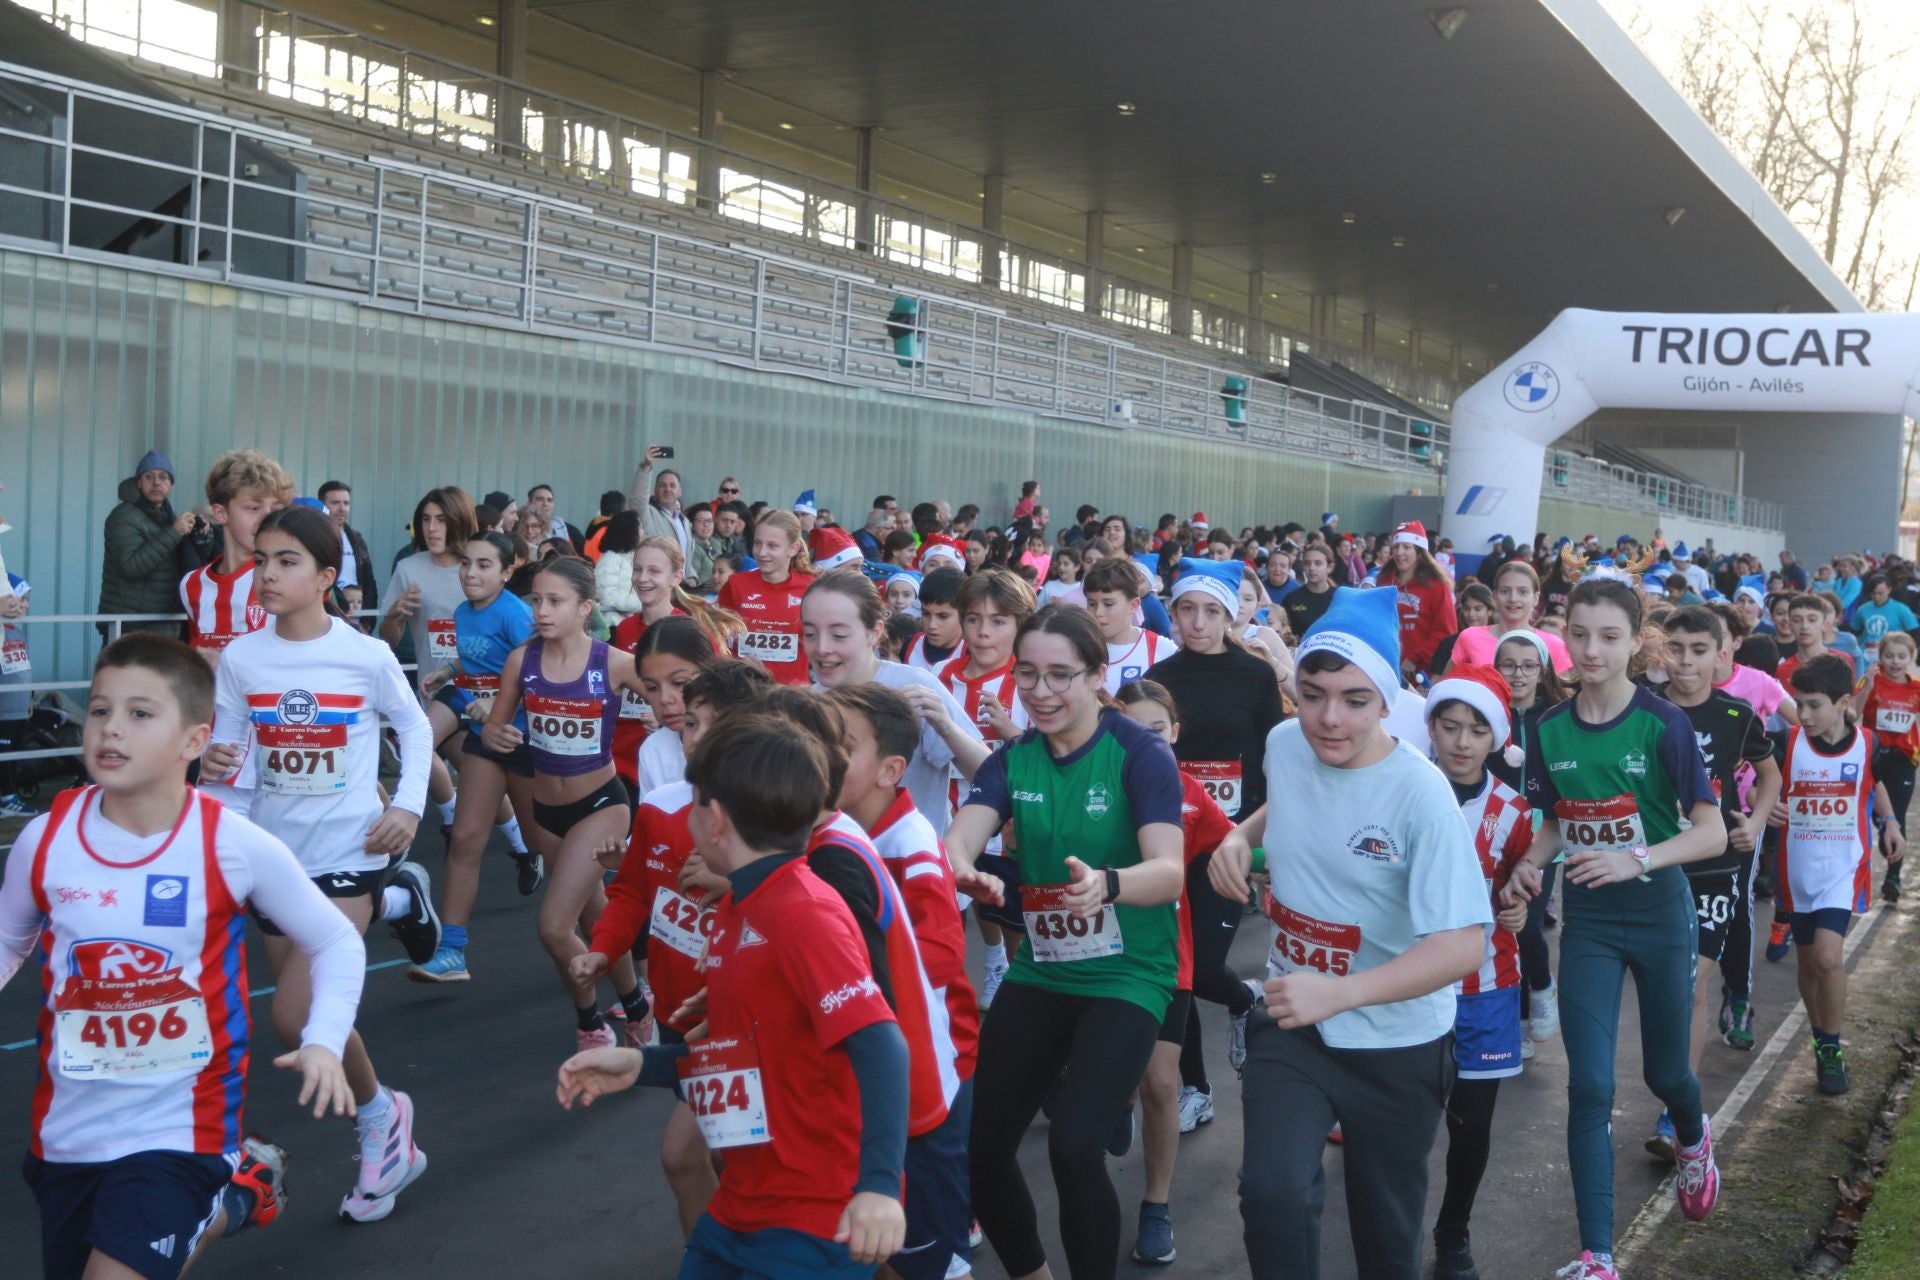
[339,1089,427,1223]
[1521,1027,1537,1061]
[1228,978,1262,1075]
[981,955,1009,1008]
[1529,981,1560,1042]
[1176,1086,1214,1134]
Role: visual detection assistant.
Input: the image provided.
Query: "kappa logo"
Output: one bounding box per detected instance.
[1621,750,1648,778]
[275,689,318,725]
[70,938,172,979]
[1085,784,1113,820]
[144,875,189,928]
[1346,824,1402,864]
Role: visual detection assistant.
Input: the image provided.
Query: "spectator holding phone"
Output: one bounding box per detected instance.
[629,445,692,575]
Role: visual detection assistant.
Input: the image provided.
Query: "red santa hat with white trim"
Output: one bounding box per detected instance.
[917,533,968,573]
[1427,663,1525,769]
[807,525,863,572]
[1392,520,1430,551]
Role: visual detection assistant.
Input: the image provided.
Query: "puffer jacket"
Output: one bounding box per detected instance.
[595,549,642,623]
[98,476,186,630]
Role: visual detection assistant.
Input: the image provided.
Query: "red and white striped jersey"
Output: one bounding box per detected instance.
[809,811,960,1137]
[937,653,1029,814]
[867,789,980,1081]
[179,562,265,656]
[1103,629,1175,694]
[902,632,964,677]
[0,787,364,1164]
[1456,773,1531,995]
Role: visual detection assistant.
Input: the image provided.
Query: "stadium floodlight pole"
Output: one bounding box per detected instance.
[1442,308,1920,570]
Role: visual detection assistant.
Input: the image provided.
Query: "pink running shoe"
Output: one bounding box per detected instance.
[1674,1115,1721,1220]
[339,1089,427,1224]
[576,1022,618,1053]
[1554,1252,1620,1279]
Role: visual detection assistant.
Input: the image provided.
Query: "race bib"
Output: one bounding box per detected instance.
[1878,706,1916,735]
[1182,760,1243,817]
[55,970,213,1079]
[1789,781,1857,834]
[525,695,604,757]
[1,638,28,676]
[738,630,797,664]
[1556,795,1646,854]
[453,673,500,695]
[649,885,715,960]
[1021,883,1124,963]
[426,618,460,666]
[677,1038,771,1149]
[1263,892,1359,977]
[619,687,653,722]
[257,723,349,795]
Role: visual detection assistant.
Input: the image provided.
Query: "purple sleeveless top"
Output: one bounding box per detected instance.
[519,637,619,776]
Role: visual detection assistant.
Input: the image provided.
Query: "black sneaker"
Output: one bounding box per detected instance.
[1433,1227,1479,1280]
[384,861,442,965]
[1106,1103,1135,1158]
[1883,865,1903,904]
[1816,1042,1850,1096]
[516,852,545,897]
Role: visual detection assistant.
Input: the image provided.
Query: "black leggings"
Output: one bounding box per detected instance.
[1435,1076,1502,1235]
[1880,750,1915,890]
[969,981,1160,1279]
[1516,863,1558,1019]
[1179,853,1259,1093]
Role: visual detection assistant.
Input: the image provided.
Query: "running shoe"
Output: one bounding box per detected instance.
[576,1022,617,1053]
[1554,1253,1620,1280]
[1326,1123,1343,1145]
[1544,901,1559,929]
[1765,921,1792,962]
[1177,1086,1214,1134]
[515,852,545,897]
[1717,990,1733,1038]
[1883,865,1903,904]
[1722,999,1755,1051]
[1521,1029,1536,1061]
[604,1001,657,1049]
[1529,979,1561,1042]
[383,861,441,966]
[1228,977,1262,1075]
[221,1135,290,1237]
[1674,1116,1721,1220]
[0,794,37,819]
[981,954,1009,1009]
[1644,1110,1676,1164]
[1432,1227,1478,1280]
[969,1220,983,1249]
[1816,1041,1851,1095]
[340,1089,427,1224]
[1132,1201,1176,1265]
[408,945,469,984]
[1107,1102,1135,1158]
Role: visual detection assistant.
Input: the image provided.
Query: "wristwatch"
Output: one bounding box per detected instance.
[1629,845,1652,875]
[1102,866,1122,905]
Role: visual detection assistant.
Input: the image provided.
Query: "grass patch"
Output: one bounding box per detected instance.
[1845,1080,1920,1278]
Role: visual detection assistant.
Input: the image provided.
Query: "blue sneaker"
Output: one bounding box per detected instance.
[1133,1200,1175,1264]
[1644,1109,1676,1164]
[1765,920,1792,962]
[408,945,469,984]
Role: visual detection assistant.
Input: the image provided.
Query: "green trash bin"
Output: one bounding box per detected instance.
[886,295,924,369]
[1220,375,1248,427]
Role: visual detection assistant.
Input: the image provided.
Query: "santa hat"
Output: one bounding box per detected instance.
[1494,628,1553,673]
[1672,541,1692,561]
[807,526,862,572]
[1191,512,1209,531]
[1295,586,1401,702]
[885,568,923,616]
[917,534,967,573]
[1735,583,1766,608]
[1428,664,1521,768]
[1170,557,1241,615]
[1322,511,1338,525]
[1392,521,1430,551]
[792,489,818,517]
[1486,533,1505,547]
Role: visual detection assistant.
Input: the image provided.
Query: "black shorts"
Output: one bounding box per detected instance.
[431,685,463,713]
[1689,868,1741,964]
[971,853,1027,933]
[534,776,630,840]
[895,1077,972,1280]
[24,1148,234,1280]
[460,730,535,779]
[251,868,383,936]
[1158,988,1194,1045]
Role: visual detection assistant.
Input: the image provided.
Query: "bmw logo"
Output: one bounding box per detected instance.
[276,689,319,725]
[1503,362,1560,413]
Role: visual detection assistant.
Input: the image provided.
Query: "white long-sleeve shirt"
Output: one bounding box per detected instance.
[212,617,433,875]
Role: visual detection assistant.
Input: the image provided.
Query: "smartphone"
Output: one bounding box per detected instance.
[654,445,676,459]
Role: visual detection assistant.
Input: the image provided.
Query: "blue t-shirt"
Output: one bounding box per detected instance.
[1855,599,1918,647]
[1265,578,1299,606]
[451,592,537,727]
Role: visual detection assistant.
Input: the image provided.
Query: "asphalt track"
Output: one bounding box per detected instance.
[0,830,1884,1280]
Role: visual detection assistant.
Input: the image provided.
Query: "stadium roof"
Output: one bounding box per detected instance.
[403,0,1861,367]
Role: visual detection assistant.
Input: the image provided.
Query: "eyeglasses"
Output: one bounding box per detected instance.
[1012,665,1094,693]
[1496,661,1541,676]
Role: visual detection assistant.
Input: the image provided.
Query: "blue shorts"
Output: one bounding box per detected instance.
[895,1077,972,1280]
[1789,908,1854,946]
[678,1213,873,1280]
[971,853,1026,933]
[23,1149,234,1280]
[1453,987,1523,1080]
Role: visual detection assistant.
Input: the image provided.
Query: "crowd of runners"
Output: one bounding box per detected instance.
[1,444,1914,1280]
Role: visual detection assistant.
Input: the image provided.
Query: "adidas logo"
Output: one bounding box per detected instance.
[151,1235,176,1258]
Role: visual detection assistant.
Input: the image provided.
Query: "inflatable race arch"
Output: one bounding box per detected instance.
[1441,308,1920,558]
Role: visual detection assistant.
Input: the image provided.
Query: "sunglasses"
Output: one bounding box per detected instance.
[719,486,740,495]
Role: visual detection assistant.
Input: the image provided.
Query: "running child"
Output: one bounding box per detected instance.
[179,449,294,670]
[902,567,968,675]
[1777,654,1906,1095]
[1377,521,1458,679]
[1,635,364,1280]
[479,557,651,1050]
[1115,679,1235,1265]
[1779,593,1855,688]
[1280,542,1338,640]
[1500,579,1729,1280]
[633,616,730,799]
[1489,630,1566,1055]
[1082,557,1174,694]
[410,532,544,984]
[611,536,736,792]
[1424,665,1535,1280]
[556,713,911,1278]
[202,506,433,1223]
[715,508,817,685]
[1857,630,1920,902]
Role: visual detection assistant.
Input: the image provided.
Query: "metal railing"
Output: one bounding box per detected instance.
[1543,451,1784,532]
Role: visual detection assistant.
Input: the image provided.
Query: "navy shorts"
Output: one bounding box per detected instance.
[1453,987,1523,1080]
[971,853,1027,933]
[679,1213,872,1279]
[459,729,535,778]
[895,1077,973,1280]
[1788,908,1853,946]
[24,1148,233,1280]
